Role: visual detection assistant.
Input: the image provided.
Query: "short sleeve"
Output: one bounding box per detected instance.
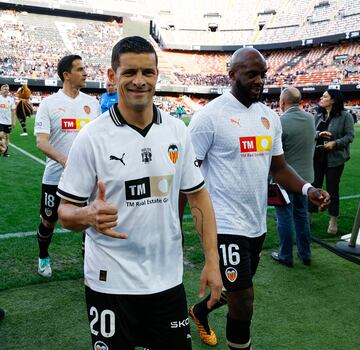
[188,110,215,161]
[34,100,51,135]
[10,98,16,110]
[57,129,96,203]
[271,112,283,157]
[180,127,204,193]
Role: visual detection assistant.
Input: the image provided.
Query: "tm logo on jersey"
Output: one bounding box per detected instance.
[239,136,272,153]
[61,118,90,130]
[125,175,173,201]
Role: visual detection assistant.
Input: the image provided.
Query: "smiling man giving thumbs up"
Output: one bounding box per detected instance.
[57,36,222,350]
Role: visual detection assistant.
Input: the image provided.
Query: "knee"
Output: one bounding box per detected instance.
[41,219,56,229]
[228,289,254,320]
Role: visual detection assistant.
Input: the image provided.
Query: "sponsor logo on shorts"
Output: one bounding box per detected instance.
[170,317,189,328]
[225,267,238,282]
[44,208,52,217]
[168,144,179,164]
[94,341,108,350]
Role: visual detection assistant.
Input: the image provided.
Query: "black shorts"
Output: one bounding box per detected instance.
[0,123,11,134]
[85,284,192,350]
[218,234,266,291]
[40,184,61,222]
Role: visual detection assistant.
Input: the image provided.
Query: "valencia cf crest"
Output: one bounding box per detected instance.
[168,144,179,164]
[94,341,109,350]
[225,267,238,282]
[141,148,152,163]
[83,105,91,115]
[261,117,270,130]
[45,208,52,217]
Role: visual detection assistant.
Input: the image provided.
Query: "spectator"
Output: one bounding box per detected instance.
[271,87,315,267]
[308,89,355,234]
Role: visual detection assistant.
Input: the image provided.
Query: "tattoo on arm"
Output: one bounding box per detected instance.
[190,205,204,241]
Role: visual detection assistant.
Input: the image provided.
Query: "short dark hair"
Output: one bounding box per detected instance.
[318,89,345,118]
[111,36,158,72]
[57,55,82,82]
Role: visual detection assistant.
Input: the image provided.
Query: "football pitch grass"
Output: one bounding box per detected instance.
[0,117,359,349]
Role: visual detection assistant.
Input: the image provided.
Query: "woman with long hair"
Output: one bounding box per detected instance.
[308,89,355,234]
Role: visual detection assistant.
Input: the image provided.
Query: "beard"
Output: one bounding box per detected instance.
[235,79,263,104]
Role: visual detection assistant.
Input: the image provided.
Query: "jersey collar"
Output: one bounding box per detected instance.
[109,103,162,127]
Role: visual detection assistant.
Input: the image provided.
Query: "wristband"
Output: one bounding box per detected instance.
[302,183,313,196]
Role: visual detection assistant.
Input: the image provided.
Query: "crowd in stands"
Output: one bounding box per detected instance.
[166,43,360,87]
[0,10,121,81]
[0,9,359,89]
[155,0,360,46]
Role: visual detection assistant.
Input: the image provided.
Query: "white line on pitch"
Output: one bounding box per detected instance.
[9,143,46,165]
[0,228,71,240]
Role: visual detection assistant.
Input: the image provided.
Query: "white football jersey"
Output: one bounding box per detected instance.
[57,105,204,294]
[34,89,100,185]
[189,91,283,237]
[0,95,15,125]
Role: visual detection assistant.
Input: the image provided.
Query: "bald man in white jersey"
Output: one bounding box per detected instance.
[180,48,330,350]
[34,55,100,277]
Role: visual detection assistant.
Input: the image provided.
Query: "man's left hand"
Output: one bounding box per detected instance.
[308,188,330,211]
[198,262,223,309]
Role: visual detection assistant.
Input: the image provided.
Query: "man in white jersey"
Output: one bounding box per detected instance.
[34,55,100,277]
[181,48,330,350]
[57,37,222,350]
[0,84,16,157]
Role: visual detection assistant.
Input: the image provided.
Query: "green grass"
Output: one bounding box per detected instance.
[0,118,359,349]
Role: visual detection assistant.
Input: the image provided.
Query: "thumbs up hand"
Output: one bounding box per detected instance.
[88,181,128,239]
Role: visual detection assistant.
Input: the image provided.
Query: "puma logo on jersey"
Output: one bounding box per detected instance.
[109,153,125,165]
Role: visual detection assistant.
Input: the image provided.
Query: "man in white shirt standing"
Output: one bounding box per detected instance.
[57,36,222,350]
[182,48,330,350]
[0,84,16,157]
[34,55,100,277]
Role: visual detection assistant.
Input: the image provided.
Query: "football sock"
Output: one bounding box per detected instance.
[37,223,54,259]
[20,120,27,133]
[193,291,227,318]
[226,316,251,350]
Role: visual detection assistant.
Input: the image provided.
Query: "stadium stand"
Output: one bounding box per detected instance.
[1,7,359,89]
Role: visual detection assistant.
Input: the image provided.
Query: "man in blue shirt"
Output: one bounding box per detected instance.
[100,80,118,113]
